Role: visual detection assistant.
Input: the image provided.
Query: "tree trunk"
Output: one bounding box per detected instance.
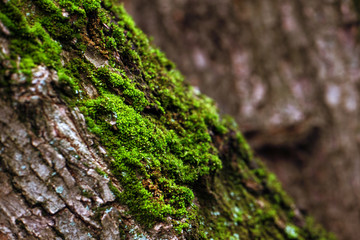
[0,0,333,239]
[122,1,360,239]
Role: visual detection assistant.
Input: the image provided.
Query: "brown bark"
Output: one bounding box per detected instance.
[122,1,360,239]
[0,58,133,238]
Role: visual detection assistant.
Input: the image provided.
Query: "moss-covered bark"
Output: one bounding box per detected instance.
[0,0,335,239]
[122,2,360,239]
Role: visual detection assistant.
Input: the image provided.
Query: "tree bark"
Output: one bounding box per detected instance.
[122,1,360,239]
[0,0,334,239]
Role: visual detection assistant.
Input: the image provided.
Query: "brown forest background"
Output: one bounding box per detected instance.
[122,1,360,240]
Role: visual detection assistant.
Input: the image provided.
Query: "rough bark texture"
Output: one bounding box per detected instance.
[0,0,334,239]
[0,68,121,239]
[122,1,360,239]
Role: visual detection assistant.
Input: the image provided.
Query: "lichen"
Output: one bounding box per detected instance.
[0,0,337,239]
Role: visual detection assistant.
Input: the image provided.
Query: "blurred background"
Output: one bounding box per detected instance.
[121,1,360,239]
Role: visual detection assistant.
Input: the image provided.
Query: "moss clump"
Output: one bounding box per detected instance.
[0,6,62,69]
[78,62,223,226]
[0,0,337,239]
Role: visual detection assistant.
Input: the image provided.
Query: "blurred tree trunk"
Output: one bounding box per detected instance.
[123,0,360,239]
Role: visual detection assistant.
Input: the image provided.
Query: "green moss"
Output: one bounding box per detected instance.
[0,4,62,70]
[61,2,226,227]
[303,217,336,240]
[58,68,80,91]
[82,0,101,12]
[80,188,94,198]
[95,167,108,179]
[285,225,299,239]
[19,56,35,76]
[78,65,221,225]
